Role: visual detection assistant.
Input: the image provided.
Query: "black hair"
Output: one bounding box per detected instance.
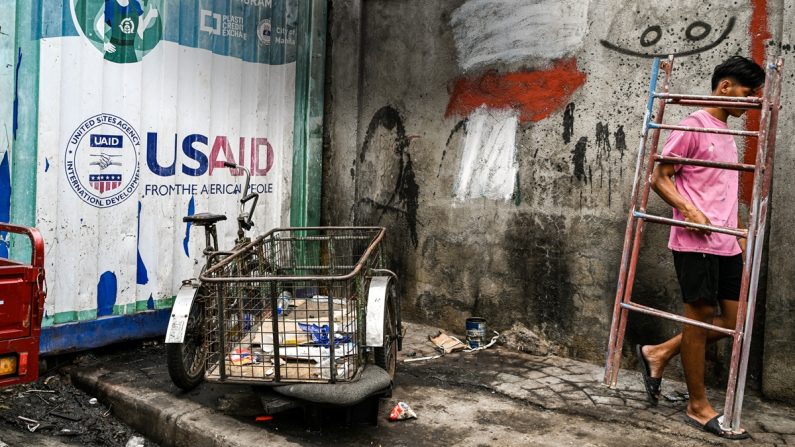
[711,56,765,91]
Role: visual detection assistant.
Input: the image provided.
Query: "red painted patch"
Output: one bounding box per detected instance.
[445,58,586,123]
[742,0,770,205]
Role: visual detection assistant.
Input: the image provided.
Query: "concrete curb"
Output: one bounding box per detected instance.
[67,367,300,447]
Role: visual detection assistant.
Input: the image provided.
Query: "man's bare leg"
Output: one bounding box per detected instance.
[680,302,720,423]
[641,300,739,378]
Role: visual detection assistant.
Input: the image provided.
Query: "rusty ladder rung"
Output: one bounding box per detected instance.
[655,92,763,107]
[665,99,762,109]
[633,211,749,238]
[653,155,757,172]
[648,122,760,137]
[620,302,737,336]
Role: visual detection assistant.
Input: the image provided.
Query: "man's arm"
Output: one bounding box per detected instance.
[650,163,711,234]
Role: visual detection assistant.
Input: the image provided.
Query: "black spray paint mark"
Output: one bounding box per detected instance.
[563,103,575,144]
[441,119,468,178]
[607,165,613,205]
[600,17,735,58]
[572,137,588,182]
[685,21,711,41]
[595,122,611,188]
[614,125,627,157]
[595,122,611,161]
[446,119,468,147]
[356,105,420,248]
[640,25,662,47]
[615,125,627,178]
[359,106,407,163]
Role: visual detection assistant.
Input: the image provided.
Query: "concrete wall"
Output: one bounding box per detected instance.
[324,0,793,398]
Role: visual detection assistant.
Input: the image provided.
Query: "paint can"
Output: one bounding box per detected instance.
[465,317,487,348]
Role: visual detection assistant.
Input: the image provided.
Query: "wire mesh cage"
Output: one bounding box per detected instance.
[199,227,385,384]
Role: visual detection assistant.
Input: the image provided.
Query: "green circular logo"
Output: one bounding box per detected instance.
[72,0,163,64]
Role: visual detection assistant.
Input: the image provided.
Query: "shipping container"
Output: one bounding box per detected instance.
[0,0,326,354]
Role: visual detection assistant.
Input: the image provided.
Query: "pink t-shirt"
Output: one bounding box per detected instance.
[660,110,741,256]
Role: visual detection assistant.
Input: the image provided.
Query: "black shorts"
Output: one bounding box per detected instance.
[672,250,743,305]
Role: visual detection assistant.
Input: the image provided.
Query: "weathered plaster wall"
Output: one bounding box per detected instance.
[324,0,793,398]
[764,0,794,400]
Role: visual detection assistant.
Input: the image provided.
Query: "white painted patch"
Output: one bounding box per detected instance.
[454,107,518,201]
[450,0,589,71]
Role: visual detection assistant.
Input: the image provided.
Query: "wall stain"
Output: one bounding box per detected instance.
[572,137,588,183]
[563,102,575,144]
[502,213,575,342]
[355,105,420,248]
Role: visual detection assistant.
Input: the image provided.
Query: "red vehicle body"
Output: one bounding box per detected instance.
[0,223,46,387]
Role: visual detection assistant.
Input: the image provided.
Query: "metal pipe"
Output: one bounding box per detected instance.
[609,56,674,388]
[604,57,661,387]
[648,122,759,137]
[633,211,748,238]
[620,302,736,336]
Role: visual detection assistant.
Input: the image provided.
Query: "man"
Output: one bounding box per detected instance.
[638,55,765,440]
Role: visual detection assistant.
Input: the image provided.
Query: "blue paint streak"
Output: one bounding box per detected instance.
[136,202,149,285]
[13,48,20,140]
[45,158,50,172]
[0,153,10,259]
[147,294,154,310]
[39,309,172,355]
[183,196,195,257]
[97,271,118,317]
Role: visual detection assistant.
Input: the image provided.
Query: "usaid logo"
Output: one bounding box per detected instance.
[257,19,272,46]
[64,114,141,208]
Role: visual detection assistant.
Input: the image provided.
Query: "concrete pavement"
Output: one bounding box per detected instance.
[64,322,795,446]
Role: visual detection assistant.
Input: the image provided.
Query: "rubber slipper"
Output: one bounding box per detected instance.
[636,344,661,405]
[685,414,751,440]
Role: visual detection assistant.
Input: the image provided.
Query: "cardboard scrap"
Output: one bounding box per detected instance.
[430,331,466,354]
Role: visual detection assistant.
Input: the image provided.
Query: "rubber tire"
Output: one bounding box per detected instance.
[374,282,398,380]
[166,294,206,391]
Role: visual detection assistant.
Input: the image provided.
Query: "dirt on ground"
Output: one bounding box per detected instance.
[0,350,158,447]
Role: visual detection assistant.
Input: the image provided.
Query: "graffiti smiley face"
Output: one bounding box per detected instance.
[599,3,739,58]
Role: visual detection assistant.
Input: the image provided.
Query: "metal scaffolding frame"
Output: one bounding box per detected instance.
[603,55,784,432]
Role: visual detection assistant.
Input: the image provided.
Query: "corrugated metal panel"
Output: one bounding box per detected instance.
[2,0,307,341]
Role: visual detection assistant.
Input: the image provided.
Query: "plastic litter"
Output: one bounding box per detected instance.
[255,415,273,422]
[228,348,254,366]
[279,342,356,361]
[277,291,293,315]
[89,397,98,405]
[297,322,352,346]
[17,416,39,432]
[388,402,417,421]
[663,391,689,402]
[125,436,146,447]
